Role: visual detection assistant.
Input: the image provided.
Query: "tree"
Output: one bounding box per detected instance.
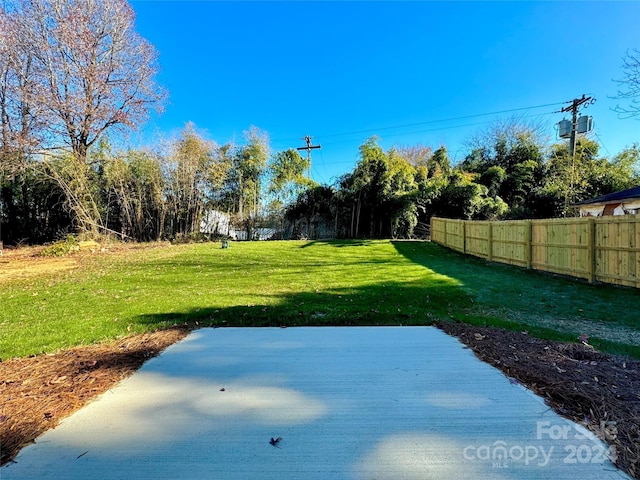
[461,120,547,218]
[613,49,640,119]
[426,146,451,178]
[350,138,390,237]
[429,170,507,220]
[0,5,47,169]
[223,126,269,238]
[2,0,165,236]
[164,124,218,238]
[285,185,334,239]
[465,117,548,158]
[268,148,312,205]
[342,138,418,238]
[24,0,165,160]
[394,144,432,168]
[267,148,314,233]
[1,4,51,244]
[541,137,603,217]
[104,147,166,241]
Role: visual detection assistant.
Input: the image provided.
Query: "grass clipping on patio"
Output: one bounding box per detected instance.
[0,328,189,466]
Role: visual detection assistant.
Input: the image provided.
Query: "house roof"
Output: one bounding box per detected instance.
[575,185,640,206]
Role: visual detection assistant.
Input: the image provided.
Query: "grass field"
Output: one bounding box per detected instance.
[1,240,639,359]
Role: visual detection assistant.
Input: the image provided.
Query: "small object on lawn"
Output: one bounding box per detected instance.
[221,239,229,249]
[578,334,590,345]
[269,436,282,447]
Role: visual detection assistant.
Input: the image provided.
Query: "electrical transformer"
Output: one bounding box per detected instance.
[558,119,572,138]
[577,115,593,134]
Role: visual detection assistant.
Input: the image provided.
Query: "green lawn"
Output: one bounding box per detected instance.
[1,240,639,359]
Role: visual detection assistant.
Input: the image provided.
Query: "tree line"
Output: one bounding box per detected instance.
[2,117,639,244]
[1,0,639,245]
[285,128,640,240]
[0,122,310,243]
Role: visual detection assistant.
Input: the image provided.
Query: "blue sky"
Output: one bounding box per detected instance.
[130,1,640,184]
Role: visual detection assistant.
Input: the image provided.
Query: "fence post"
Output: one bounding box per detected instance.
[487,221,493,262]
[462,221,467,254]
[586,218,595,284]
[633,218,638,289]
[525,220,532,269]
[443,219,447,246]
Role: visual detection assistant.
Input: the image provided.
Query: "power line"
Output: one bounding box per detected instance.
[593,131,611,156]
[306,111,559,149]
[271,101,566,144]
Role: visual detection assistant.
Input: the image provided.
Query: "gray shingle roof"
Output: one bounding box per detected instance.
[575,186,640,205]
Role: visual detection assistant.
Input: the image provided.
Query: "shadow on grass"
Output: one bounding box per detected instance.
[391,241,640,321]
[134,279,469,330]
[129,239,640,358]
[298,239,376,249]
[391,241,640,356]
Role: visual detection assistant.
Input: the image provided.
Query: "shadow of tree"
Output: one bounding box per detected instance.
[298,239,375,249]
[391,240,640,332]
[134,279,469,329]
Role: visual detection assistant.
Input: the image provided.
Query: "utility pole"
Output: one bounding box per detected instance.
[296,135,321,180]
[559,95,595,215]
[561,94,594,158]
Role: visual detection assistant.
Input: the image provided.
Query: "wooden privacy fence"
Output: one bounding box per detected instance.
[430,216,640,289]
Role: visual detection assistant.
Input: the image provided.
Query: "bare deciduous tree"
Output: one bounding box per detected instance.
[2,0,165,236]
[613,48,640,119]
[25,0,165,160]
[393,144,433,168]
[0,5,47,175]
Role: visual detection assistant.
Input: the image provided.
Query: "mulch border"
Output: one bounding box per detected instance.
[437,321,640,479]
[0,328,189,466]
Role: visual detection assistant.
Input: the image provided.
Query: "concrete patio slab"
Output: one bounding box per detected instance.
[1,327,630,479]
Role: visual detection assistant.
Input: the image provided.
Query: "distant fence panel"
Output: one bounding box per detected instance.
[493,221,530,268]
[444,219,465,253]
[465,221,491,259]
[430,216,640,289]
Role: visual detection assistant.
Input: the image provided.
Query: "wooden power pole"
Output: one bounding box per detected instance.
[560,95,595,215]
[561,94,594,158]
[296,135,321,179]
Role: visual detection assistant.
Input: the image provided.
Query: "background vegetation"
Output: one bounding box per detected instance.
[3,120,640,246]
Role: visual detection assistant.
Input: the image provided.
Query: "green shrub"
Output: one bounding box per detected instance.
[41,235,79,257]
